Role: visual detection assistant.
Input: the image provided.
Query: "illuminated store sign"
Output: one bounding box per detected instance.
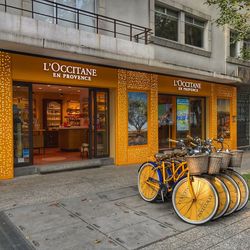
[174,79,201,92]
[43,62,97,81]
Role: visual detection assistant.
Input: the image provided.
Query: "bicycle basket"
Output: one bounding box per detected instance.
[217,151,232,169]
[185,154,209,175]
[229,150,244,168]
[208,153,222,174]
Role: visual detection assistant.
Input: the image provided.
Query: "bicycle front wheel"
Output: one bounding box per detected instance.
[216,173,240,216]
[172,176,219,225]
[226,169,249,211]
[138,163,160,202]
[206,176,230,219]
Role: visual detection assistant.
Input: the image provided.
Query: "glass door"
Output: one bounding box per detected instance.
[13,83,33,167]
[89,89,109,158]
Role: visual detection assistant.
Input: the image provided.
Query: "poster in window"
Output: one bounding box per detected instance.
[177,98,189,131]
[128,92,148,146]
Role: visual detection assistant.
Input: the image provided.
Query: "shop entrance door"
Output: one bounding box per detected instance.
[89,89,109,158]
[13,83,33,167]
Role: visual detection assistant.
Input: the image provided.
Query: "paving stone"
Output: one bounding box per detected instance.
[113,195,147,209]
[90,209,148,234]
[213,216,250,239]
[96,186,138,201]
[27,222,122,250]
[109,220,178,250]
[155,211,195,232]
[6,203,80,235]
[143,236,189,250]
[176,221,225,243]
[134,201,173,219]
[180,234,223,250]
[59,197,122,222]
[210,229,250,250]
[218,209,250,225]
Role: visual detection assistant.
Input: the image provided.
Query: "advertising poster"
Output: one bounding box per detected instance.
[128,92,148,146]
[177,98,189,131]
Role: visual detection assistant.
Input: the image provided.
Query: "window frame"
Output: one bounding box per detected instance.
[184,14,206,48]
[154,4,179,42]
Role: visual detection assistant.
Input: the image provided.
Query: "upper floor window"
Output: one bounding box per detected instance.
[185,15,205,48]
[34,0,95,29]
[155,5,179,41]
[230,30,238,57]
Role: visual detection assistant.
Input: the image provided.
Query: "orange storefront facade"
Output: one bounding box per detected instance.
[0,51,237,179]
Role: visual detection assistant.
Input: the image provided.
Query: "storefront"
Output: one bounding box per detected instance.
[0,51,237,179]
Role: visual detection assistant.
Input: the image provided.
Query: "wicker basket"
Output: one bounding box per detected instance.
[217,151,232,170]
[208,153,222,174]
[229,150,244,168]
[185,154,209,175]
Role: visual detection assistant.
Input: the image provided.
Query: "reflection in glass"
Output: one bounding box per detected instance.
[158,95,173,149]
[13,85,31,165]
[217,99,230,138]
[96,91,109,156]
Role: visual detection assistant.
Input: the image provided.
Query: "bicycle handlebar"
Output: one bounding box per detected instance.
[187,135,194,140]
[168,138,179,143]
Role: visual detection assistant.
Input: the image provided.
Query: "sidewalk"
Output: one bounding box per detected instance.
[0,153,249,249]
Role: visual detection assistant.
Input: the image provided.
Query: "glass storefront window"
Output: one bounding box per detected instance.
[158,95,174,149]
[158,95,205,150]
[13,85,32,165]
[217,99,230,138]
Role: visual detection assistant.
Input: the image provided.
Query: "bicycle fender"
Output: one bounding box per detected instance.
[138,161,163,183]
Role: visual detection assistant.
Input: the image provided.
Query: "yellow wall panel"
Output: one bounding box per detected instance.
[0,52,13,179]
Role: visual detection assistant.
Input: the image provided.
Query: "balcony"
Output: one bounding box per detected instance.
[0,0,151,44]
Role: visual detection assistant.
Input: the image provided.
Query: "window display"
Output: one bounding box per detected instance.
[217,99,231,138]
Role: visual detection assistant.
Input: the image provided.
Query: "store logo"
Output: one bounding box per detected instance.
[174,80,201,92]
[43,62,97,81]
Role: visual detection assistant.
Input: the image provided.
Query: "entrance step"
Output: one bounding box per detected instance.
[14,158,114,176]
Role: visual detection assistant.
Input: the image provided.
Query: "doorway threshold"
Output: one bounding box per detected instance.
[14,158,114,177]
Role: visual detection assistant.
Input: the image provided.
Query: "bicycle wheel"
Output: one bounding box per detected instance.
[172,176,219,225]
[226,169,249,211]
[216,173,240,215]
[205,176,230,219]
[138,163,160,202]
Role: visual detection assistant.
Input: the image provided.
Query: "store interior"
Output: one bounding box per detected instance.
[13,84,108,166]
[32,84,89,164]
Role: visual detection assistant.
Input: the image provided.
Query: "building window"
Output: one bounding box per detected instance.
[230,30,238,57]
[155,5,179,41]
[242,38,250,60]
[185,15,205,48]
[217,99,230,139]
[33,0,95,29]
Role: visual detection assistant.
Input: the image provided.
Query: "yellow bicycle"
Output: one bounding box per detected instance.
[138,139,219,225]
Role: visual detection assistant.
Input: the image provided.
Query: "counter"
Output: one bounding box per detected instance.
[58,127,88,151]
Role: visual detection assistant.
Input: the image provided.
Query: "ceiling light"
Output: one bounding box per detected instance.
[58,89,62,91]
[47,85,51,87]
[38,87,43,90]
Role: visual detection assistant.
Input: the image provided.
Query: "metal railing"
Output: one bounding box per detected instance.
[0,0,152,44]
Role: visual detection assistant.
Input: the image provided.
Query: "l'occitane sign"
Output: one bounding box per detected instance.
[11,53,117,88]
[43,61,97,81]
[174,79,201,92]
